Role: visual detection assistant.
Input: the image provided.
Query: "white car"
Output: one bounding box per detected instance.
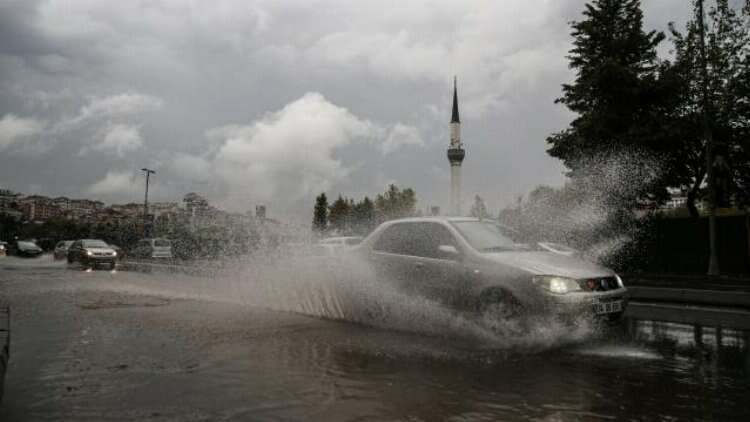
[132,238,173,259]
[353,217,627,320]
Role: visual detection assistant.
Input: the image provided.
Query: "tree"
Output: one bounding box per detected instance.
[375,184,417,221]
[469,195,489,219]
[667,1,750,214]
[547,0,670,204]
[328,195,352,234]
[351,196,375,235]
[312,193,328,233]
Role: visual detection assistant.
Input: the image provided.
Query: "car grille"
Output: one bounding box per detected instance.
[93,252,114,257]
[578,276,620,292]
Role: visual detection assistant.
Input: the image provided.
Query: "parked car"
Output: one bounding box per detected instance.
[67,239,118,269]
[8,240,43,258]
[53,240,74,260]
[0,241,7,257]
[131,238,173,259]
[353,217,627,320]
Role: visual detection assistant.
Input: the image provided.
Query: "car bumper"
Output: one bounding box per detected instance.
[82,256,117,265]
[549,288,629,319]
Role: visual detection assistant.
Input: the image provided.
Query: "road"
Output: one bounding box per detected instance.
[1,255,749,421]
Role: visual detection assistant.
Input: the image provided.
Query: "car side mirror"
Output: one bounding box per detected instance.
[437,244,459,258]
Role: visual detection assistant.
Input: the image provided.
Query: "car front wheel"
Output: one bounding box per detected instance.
[477,288,523,318]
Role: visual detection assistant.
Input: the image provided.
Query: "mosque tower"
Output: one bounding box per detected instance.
[447,77,465,216]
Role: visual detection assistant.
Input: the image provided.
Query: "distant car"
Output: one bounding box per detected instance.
[0,241,7,257]
[8,240,43,258]
[352,217,627,320]
[67,239,118,269]
[53,240,74,260]
[131,238,173,259]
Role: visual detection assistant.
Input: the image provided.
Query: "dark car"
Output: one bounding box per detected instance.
[67,239,118,269]
[8,240,44,258]
[353,217,627,320]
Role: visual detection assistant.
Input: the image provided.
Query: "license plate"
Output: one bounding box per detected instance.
[593,300,622,315]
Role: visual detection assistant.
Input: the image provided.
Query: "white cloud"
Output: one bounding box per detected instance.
[0,114,45,151]
[91,124,143,157]
[86,171,138,195]
[207,92,375,207]
[381,123,424,155]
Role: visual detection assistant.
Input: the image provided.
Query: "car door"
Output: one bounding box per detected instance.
[370,222,426,296]
[410,222,472,308]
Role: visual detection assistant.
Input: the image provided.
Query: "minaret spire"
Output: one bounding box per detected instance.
[451,76,460,123]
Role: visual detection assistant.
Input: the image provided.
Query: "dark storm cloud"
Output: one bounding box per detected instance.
[0,0,692,219]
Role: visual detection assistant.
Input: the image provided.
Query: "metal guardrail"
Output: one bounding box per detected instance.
[628,286,750,309]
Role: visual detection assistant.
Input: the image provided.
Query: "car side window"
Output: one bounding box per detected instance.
[417,223,460,260]
[373,223,425,256]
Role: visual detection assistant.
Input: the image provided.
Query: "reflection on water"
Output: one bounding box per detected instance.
[630,318,749,351]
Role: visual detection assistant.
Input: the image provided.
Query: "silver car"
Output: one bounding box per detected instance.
[355,217,627,320]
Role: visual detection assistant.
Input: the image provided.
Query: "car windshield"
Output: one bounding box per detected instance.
[451,221,532,252]
[18,241,39,249]
[82,240,109,248]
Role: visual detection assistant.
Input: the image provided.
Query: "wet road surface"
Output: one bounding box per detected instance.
[1,255,749,421]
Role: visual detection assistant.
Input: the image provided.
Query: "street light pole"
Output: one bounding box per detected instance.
[141,168,156,237]
[697,0,719,275]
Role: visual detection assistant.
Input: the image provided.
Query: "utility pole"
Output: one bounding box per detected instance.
[141,168,156,237]
[697,0,719,275]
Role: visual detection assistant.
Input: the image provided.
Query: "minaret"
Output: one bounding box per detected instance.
[447,77,465,216]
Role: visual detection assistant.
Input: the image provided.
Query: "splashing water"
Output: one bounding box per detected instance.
[201,252,596,350]
[509,150,664,266]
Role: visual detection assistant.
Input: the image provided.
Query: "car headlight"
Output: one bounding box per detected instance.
[533,275,582,294]
[112,251,117,257]
[86,250,93,256]
[615,274,624,288]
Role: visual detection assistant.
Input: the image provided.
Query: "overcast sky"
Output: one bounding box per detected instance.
[0,0,692,220]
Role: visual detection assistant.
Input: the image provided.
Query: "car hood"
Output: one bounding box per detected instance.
[482,251,613,279]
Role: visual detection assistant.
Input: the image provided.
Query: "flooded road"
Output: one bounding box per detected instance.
[1,256,749,421]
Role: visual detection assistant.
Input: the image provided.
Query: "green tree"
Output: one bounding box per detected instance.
[328,195,352,234]
[351,196,375,235]
[547,0,670,204]
[312,193,328,233]
[375,184,417,221]
[667,1,750,214]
